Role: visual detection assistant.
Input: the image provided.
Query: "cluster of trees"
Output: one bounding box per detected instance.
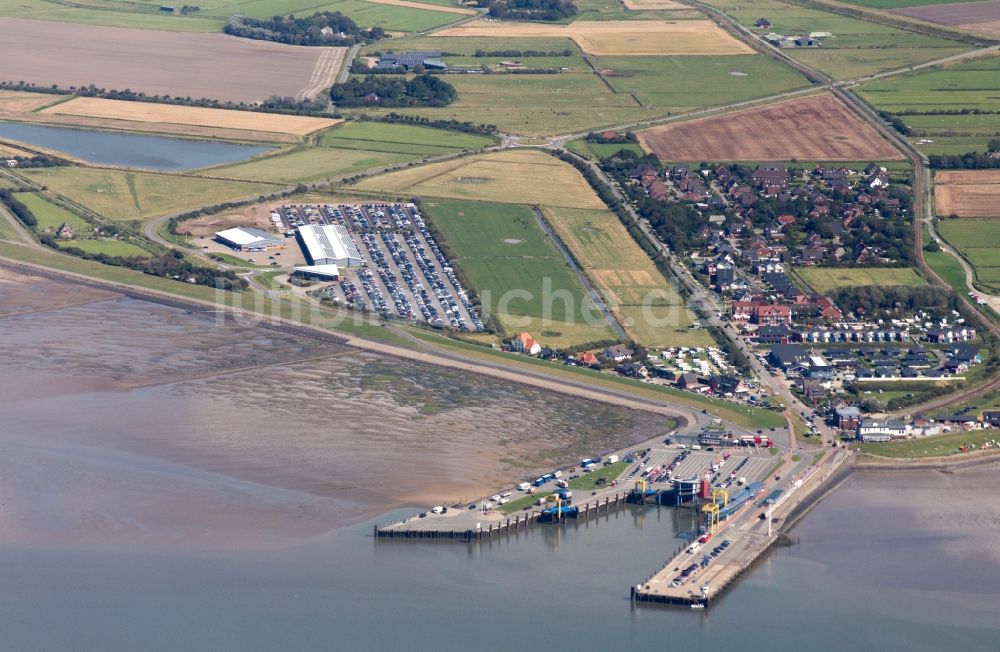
[330,75,457,107]
[7,155,68,168]
[473,48,574,57]
[0,190,36,228]
[831,285,958,319]
[223,12,385,46]
[486,0,577,21]
[585,131,637,144]
[878,110,910,136]
[929,151,1000,169]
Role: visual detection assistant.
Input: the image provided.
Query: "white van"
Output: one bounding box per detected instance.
[691,444,702,451]
[431,506,445,514]
[517,482,530,491]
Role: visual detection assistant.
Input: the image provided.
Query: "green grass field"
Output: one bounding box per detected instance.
[14,192,91,233]
[937,219,1000,292]
[319,121,495,153]
[423,199,615,348]
[795,266,924,291]
[858,56,1000,155]
[203,146,415,184]
[353,71,661,136]
[0,0,467,33]
[925,245,969,289]
[592,54,810,110]
[702,0,970,79]
[17,167,278,223]
[859,429,1000,458]
[61,238,150,257]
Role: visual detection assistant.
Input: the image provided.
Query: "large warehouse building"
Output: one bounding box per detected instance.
[297,224,363,267]
[215,227,286,252]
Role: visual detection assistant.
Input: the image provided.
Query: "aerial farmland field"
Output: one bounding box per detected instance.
[937,218,1000,292]
[700,0,971,78]
[354,150,607,208]
[637,94,904,161]
[794,266,925,292]
[540,207,711,347]
[40,98,341,136]
[422,199,616,347]
[858,56,1000,155]
[435,20,755,56]
[935,171,1000,217]
[201,146,416,184]
[17,167,278,222]
[0,18,345,103]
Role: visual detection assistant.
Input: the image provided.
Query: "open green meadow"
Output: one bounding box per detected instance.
[353,72,660,136]
[937,219,1000,292]
[318,121,494,153]
[859,56,1000,155]
[701,0,970,79]
[423,199,615,348]
[795,266,924,291]
[592,55,810,109]
[14,192,91,234]
[17,167,278,222]
[0,0,468,33]
[61,238,150,257]
[203,146,415,184]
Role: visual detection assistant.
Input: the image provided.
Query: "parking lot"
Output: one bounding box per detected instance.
[625,445,774,490]
[279,203,484,332]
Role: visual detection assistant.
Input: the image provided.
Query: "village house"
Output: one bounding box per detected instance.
[509,332,541,355]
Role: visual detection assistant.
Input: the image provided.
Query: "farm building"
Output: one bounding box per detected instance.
[297,224,363,267]
[292,265,341,281]
[215,227,285,252]
[376,52,447,71]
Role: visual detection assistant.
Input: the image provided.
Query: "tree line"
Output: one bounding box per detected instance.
[330,74,457,107]
[0,190,36,228]
[223,12,385,46]
[486,0,578,21]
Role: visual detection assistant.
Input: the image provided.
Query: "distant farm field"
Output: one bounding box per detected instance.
[423,199,615,347]
[935,171,1000,217]
[14,192,91,234]
[41,98,341,136]
[890,0,1000,36]
[540,206,711,347]
[435,20,754,55]
[859,57,1000,155]
[319,121,494,153]
[0,0,468,33]
[0,90,61,114]
[701,0,971,79]
[18,167,277,222]
[637,94,903,162]
[354,150,606,208]
[203,146,415,184]
[937,219,1000,292]
[0,18,345,103]
[795,266,924,291]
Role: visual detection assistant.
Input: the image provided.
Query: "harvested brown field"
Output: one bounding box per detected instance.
[0,18,346,103]
[366,0,478,13]
[41,98,339,136]
[0,90,61,113]
[435,20,754,55]
[637,94,904,161]
[622,0,688,8]
[935,170,1000,217]
[959,19,1000,35]
[890,0,1000,25]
